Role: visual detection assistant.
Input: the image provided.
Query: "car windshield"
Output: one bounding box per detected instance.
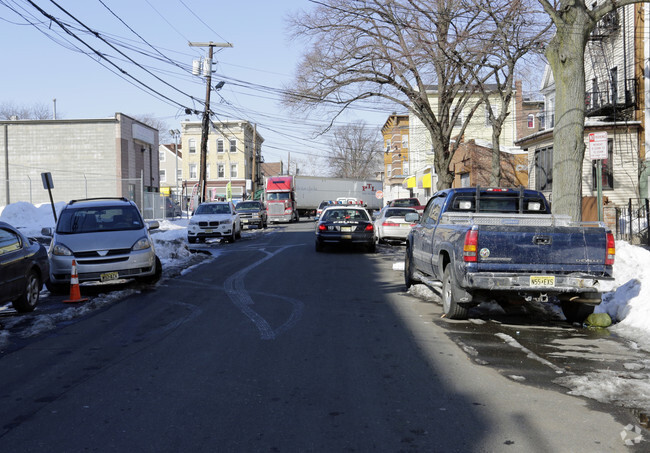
[236,202,261,210]
[267,193,290,201]
[321,209,369,222]
[195,204,231,215]
[385,208,415,218]
[57,205,143,233]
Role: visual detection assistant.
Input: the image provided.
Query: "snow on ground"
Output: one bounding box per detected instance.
[3,202,650,421]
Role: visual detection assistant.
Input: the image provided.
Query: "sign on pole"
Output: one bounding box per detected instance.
[589,132,608,160]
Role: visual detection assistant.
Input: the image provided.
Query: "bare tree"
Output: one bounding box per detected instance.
[459,0,550,186]
[0,101,53,120]
[284,0,502,189]
[538,0,650,220]
[325,121,383,179]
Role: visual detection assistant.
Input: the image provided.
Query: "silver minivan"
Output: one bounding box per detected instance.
[42,197,161,294]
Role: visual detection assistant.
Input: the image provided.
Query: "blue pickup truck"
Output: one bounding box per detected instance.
[404,187,616,323]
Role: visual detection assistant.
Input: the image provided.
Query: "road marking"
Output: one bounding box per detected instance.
[224,245,304,340]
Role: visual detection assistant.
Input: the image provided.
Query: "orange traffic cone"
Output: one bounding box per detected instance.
[64,260,89,303]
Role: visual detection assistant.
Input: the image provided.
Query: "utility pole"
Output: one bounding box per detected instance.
[251,123,257,198]
[189,41,232,203]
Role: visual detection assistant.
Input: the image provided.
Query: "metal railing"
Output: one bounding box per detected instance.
[615,198,650,246]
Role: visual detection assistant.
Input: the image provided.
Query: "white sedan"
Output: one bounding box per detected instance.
[187,202,242,243]
[373,206,419,244]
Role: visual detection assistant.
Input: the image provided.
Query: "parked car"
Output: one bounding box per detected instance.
[188,201,241,243]
[388,197,426,214]
[373,206,419,244]
[315,200,335,220]
[41,197,162,294]
[235,200,268,229]
[0,221,49,312]
[315,205,375,253]
[164,196,182,218]
[405,187,615,322]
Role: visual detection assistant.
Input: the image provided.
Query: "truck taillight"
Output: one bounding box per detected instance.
[463,229,478,262]
[606,232,615,265]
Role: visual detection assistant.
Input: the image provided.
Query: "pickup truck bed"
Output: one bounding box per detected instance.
[405,187,615,323]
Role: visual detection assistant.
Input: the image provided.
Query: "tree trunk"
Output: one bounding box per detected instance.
[546,16,589,221]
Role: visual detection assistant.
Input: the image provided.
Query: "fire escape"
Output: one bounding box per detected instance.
[585,9,637,120]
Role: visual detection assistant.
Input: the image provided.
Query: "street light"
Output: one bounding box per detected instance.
[170,129,181,207]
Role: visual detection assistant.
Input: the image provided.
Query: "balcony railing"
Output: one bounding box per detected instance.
[585,78,637,117]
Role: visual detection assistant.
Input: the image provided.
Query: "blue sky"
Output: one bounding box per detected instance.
[0,0,390,168]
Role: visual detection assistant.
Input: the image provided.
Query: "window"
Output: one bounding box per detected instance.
[218,163,225,178]
[229,139,237,153]
[0,228,21,254]
[217,139,224,153]
[610,67,618,103]
[460,173,470,187]
[484,105,498,126]
[402,135,408,149]
[159,169,166,183]
[230,163,238,178]
[534,146,553,191]
[527,114,535,128]
[189,139,197,154]
[159,151,166,162]
[206,164,211,179]
[189,163,198,179]
[385,140,391,152]
[177,169,182,181]
[592,138,614,190]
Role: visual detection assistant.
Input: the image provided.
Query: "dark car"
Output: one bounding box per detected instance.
[0,221,50,312]
[235,200,268,229]
[315,206,375,253]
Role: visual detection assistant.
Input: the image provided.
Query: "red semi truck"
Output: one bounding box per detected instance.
[264,175,383,223]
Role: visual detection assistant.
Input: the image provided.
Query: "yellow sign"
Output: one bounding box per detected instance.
[160,187,171,195]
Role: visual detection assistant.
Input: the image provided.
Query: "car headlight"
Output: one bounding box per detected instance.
[52,243,73,256]
[132,237,152,251]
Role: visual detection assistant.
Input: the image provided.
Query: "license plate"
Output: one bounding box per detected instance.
[340,226,352,232]
[100,271,119,282]
[204,229,213,233]
[341,234,352,239]
[530,275,555,287]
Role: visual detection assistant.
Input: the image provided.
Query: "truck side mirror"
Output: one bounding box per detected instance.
[405,213,419,223]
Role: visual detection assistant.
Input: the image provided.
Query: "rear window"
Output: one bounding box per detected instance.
[385,208,416,218]
[321,209,370,221]
[57,205,143,233]
[448,194,548,214]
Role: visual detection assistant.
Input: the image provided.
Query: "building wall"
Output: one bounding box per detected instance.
[0,114,157,207]
[181,120,263,200]
[450,140,528,188]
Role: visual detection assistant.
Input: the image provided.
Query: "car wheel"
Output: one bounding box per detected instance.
[236,224,241,239]
[315,240,323,252]
[188,236,197,244]
[404,246,416,289]
[561,300,596,324]
[46,280,69,296]
[366,241,376,253]
[442,265,470,320]
[12,270,41,312]
[229,229,236,243]
[138,255,162,284]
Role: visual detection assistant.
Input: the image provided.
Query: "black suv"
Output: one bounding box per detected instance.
[235,201,268,229]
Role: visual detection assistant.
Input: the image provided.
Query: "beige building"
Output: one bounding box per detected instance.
[159,142,182,202]
[0,113,158,210]
[381,114,411,202]
[180,120,263,202]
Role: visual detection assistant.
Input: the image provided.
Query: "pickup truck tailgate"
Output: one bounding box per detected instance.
[476,224,607,273]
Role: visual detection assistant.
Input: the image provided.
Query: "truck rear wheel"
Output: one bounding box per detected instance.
[561,301,596,324]
[442,265,470,320]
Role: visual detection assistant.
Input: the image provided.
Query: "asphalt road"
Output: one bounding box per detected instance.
[0,221,646,452]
